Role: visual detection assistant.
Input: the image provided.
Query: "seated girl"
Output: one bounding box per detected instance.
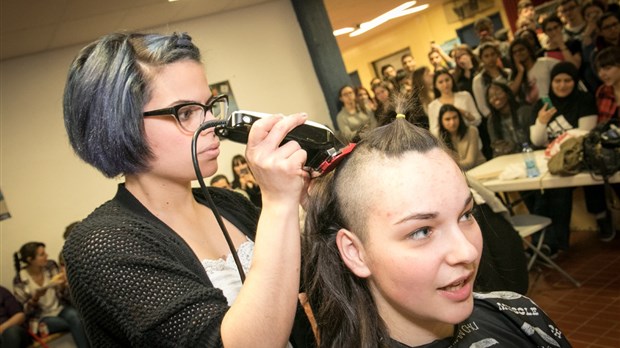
[527,62,599,256]
[438,104,486,170]
[302,95,570,348]
[13,242,89,347]
[486,81,532,157]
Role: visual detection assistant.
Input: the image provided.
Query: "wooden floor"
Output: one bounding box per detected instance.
[527,229,620,348]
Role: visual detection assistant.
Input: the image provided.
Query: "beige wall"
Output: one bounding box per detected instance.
[341,0,510,90]
[0,0,331,289]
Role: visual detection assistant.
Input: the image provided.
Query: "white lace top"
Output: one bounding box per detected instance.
[202,238,254,305]
[202,239,294,348]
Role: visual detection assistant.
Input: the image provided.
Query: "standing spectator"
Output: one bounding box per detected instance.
[509,38,559,104]
[210,174,250,200]
[395,69,413,94]
[428,70,481,140]
[517,0,537,25]
[472,17,511,63]
[452,44,480,95]
[473,43,514,118]
[231,154,262,207]
[336,85,376,143]
[13,242,89,348]
[369,77,382,88]
[381,64,397,82]
[595,46,620,123]
[355,86,377,114]
[580,2,608,91]
[401,53,417,73]
[412,66,435,114]
[581,0,607,48]
[438,104,487,170]
[596,12,620,49]
[428,42,455,71]
[372,81,393,117]
[557,0,587,41]
[514,28,545,57]
[542,15,582,68]
[0,286,31,348]
[586,46,620,242]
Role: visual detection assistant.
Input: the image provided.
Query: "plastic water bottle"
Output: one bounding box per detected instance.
[522,143,540,178]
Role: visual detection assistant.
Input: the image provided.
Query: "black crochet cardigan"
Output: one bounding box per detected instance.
[64,184,314,347]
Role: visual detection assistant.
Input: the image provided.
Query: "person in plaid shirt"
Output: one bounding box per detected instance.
[595,46,620,123]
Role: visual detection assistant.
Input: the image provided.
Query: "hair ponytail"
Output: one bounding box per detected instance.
[13,252,22,280]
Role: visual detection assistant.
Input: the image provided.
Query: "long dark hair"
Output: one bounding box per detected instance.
[438,104,468,151]
[478,43,510,86]
[14,242,45,281]
[432,69,457,98]
[302,93,446,348]
[453,45,480,83]
[486,82,523,141]
[231,154,247,189]
[412,66,433,106]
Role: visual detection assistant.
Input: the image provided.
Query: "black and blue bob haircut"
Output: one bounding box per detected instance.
[63,32,201,178]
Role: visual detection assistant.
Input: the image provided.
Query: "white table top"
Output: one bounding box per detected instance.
[467,150,620,192]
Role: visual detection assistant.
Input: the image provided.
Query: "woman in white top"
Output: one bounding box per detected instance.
[428,69,481,137]
[509,38,560,105]
[472,42,514,118]
[13,242,89,347]
[438,104,486,170]
[336,85,376,143]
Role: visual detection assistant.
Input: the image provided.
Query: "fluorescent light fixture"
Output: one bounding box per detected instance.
[333,27,355,36]
[348,1,429,37]
[395,3,429,17]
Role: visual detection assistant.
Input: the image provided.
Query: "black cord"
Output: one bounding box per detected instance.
[192,120,246,283]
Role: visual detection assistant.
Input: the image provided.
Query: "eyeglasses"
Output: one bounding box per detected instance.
[143,94,228,133]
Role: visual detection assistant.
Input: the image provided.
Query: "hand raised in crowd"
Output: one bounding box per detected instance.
[537,102,557,125]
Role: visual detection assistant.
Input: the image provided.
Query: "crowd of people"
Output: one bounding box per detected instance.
[334,0,620,257]
[2,1,619,347]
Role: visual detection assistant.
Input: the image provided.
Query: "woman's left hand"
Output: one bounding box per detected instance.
[245,113,309,205]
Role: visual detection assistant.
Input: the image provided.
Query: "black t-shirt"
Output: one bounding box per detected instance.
[389,292,571,348]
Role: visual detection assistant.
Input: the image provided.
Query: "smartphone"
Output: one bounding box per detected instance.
[541,96,553,109]
[216,111,346,174]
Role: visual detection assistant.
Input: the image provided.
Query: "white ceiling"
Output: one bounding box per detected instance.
[0,0,434,61]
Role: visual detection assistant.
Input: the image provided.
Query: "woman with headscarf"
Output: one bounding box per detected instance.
[527,62,598,258]
[530,62,598,146]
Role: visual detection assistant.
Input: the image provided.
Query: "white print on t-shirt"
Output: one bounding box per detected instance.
[546,115,574,139]
[455,322,480,340]
[521,322,561,347]
[496,302,540,316]
[469,338,500,348]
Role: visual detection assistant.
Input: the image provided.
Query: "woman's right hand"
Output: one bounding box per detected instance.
[245,114,309,205]
[537,103,557,125]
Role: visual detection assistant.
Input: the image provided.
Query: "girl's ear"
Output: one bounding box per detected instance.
[336,228,371,278]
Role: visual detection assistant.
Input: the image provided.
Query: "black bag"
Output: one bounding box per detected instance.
[583,121,620,177]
